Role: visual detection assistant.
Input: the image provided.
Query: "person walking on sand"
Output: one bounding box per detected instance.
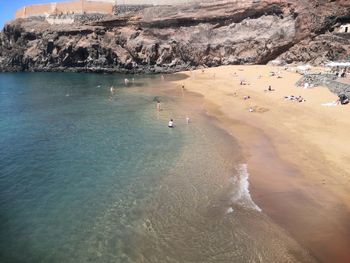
[168,119,174,128]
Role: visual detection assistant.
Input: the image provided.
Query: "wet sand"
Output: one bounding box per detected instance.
[174,65,350,263]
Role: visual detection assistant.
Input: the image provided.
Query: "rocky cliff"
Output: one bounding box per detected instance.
[0,0,349,73]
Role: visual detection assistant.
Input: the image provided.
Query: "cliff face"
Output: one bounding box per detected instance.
[0,0,349,73]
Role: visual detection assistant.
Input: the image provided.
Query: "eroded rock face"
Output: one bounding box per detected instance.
[277,33,350,65]
[0,0,349,73]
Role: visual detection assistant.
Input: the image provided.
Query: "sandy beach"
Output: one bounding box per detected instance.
[175,65,350,263]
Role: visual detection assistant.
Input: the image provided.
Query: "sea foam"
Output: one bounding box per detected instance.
[230,164,261,212]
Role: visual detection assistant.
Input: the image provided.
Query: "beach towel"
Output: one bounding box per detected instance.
[322,102,338,107]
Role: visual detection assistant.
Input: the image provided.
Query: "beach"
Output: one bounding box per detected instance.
[1,70,349,262]
[176,65,350,263]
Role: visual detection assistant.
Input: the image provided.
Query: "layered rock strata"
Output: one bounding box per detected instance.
[0,0,349,73]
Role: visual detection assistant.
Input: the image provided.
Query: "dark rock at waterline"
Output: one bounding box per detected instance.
[0,0,349,73]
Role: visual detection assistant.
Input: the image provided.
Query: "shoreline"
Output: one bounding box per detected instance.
[174,65,350,263]
[133,81,317,262]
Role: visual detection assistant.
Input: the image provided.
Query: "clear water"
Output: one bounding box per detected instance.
[0,73,315,263]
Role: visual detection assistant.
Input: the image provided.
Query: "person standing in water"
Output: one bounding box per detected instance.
[124,78,130,86]
[186,116,190,124]
[168,119,174,128]
[157,101,161,112]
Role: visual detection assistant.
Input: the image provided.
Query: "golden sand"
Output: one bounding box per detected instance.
[175,65,350,263]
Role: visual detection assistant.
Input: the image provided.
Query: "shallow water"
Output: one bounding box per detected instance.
[0,73,315,263]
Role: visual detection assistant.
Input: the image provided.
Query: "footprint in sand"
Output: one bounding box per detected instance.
[143,219,154,233]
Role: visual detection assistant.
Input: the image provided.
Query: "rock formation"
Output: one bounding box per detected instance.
[0,0,349,73]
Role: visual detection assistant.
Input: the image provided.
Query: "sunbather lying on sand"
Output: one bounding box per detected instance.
[240,80,249,85]
[284,95,306,102]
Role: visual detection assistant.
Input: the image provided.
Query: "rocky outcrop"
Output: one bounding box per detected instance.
[0,0,349,73]
[277,33,350,65]
[297,74,350,97]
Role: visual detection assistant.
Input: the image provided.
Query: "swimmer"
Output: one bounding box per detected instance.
[168,119,174,128]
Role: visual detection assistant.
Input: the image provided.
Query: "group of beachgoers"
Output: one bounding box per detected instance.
[284,95,306,103]
[107,77,191,128]
[331,67,349,78]
[107,78,135,100]
[242,76,347,108]
[167,117,190,127]
[158,103,190,128]
[234,69,309,112]
[155,85,190,128]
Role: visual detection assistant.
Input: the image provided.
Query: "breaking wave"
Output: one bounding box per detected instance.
[229,164,261,212]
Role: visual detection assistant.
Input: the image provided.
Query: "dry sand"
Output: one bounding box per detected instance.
[175,65,350,263]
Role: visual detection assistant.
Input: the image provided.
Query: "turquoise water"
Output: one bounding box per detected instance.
[0,73,315,263]
[0,73,185,262]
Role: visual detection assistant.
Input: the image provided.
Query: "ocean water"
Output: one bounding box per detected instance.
[0,73,315,263]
